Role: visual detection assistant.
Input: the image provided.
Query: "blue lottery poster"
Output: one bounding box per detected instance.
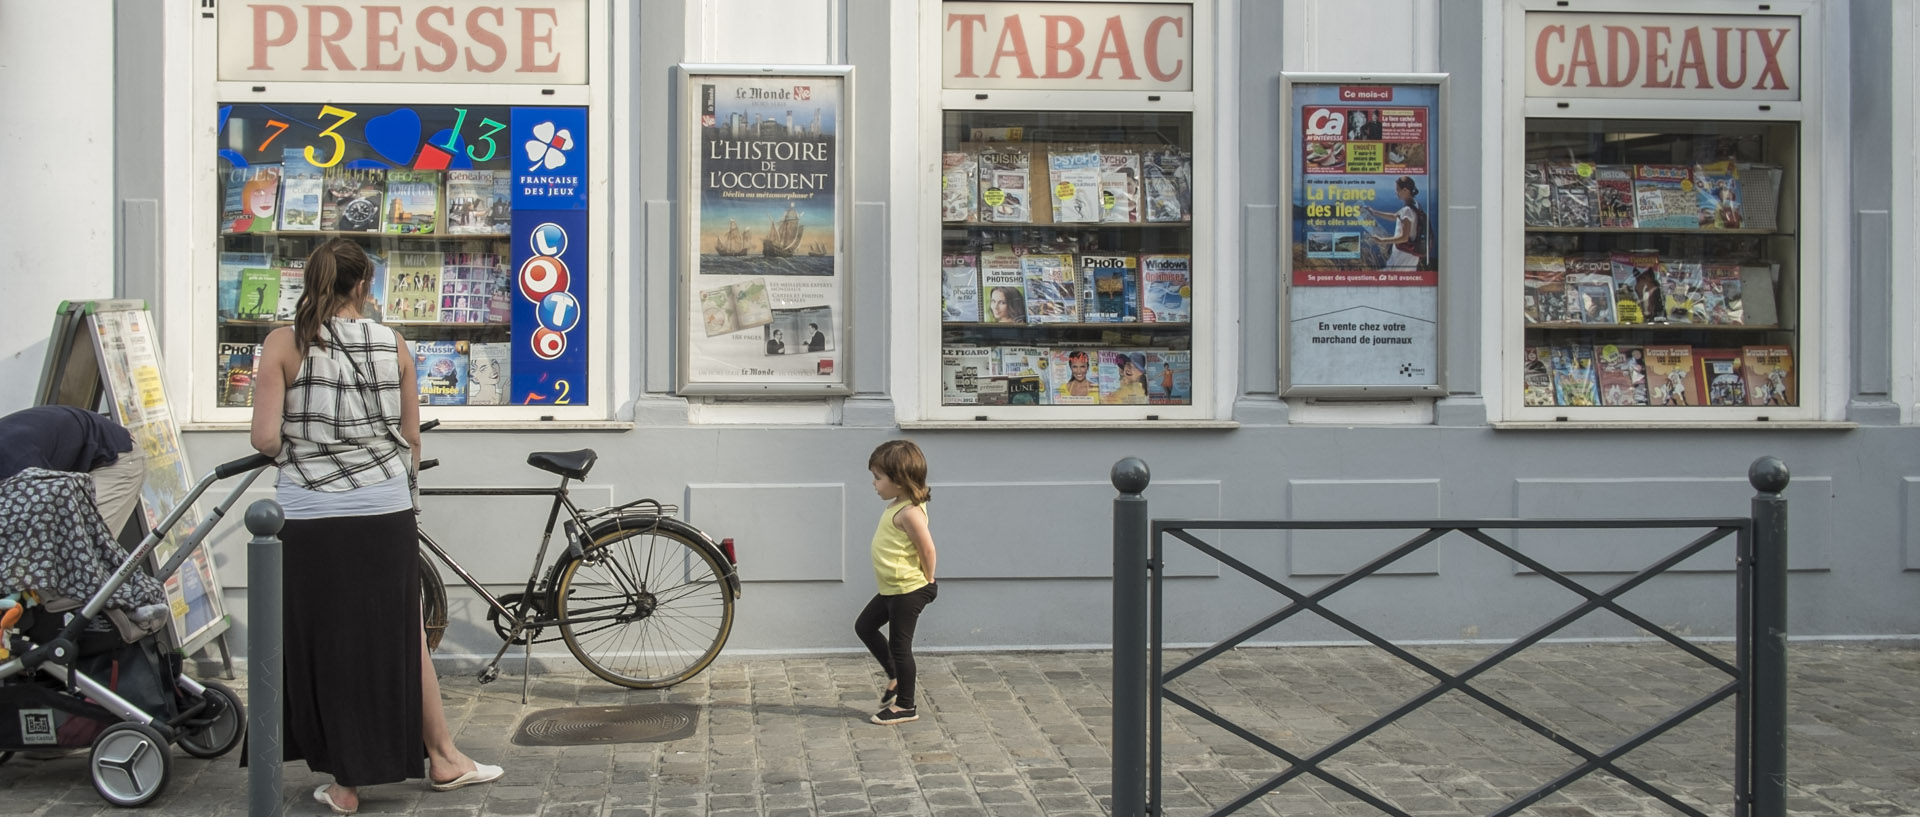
[510,107,590,405]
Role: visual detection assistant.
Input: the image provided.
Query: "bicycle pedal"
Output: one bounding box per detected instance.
[478,666,500,684]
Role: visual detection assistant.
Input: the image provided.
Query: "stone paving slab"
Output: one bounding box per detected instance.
[0,643,1912,816]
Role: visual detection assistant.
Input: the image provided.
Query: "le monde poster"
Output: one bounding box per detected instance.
[682,69,850,392]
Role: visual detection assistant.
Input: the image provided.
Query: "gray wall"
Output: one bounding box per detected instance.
[158,1,1918,669]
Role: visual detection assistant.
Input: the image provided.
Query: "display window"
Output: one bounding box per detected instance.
[1505,5,1822,423]
[925,1,1212,421]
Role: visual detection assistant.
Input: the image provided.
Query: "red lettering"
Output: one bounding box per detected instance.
[414,6,457,71]
[1565,25,1600,87]
[986,15,1036,79]
[1041,15,1085,79]
[1087,16,1139,80]
[1641,26,1673,88]
[1143,15,1183,82]
[1601,25,1638,87]
[363,5,403,71]
[305,5,356,71]
[250,4,297,70]
[1752,28,1791,90]
[1533,24,1565,86]
[1712,28,1748,88]
[946,14,988,78]
[1675,27,1710,89]
[464,6,507,72]
[518,8,560,73]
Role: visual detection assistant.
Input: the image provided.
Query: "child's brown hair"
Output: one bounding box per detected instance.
[869,439,931,505]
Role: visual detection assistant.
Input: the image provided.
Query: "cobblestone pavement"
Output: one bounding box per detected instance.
[0,643,1912,817]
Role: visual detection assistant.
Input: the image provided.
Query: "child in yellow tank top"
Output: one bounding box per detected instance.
[856,440,939,725]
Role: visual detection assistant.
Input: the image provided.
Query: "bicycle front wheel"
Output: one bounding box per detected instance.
[554,522,734,688]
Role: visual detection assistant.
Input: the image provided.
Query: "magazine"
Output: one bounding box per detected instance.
[1099,350,1150,405]
[278,149,324,231]
[1522,162,1555,226]
[1080,255,1139,323]
[487,262,514,324]
[940,346,995,405]
[1565,254,1615,324]
[414,340,470,406]
[384,251,443,323]
[1099,149,1142,223]
[221,163,282,234]
[1644,345,1699,406]
[438,253,501,324]
[384,169,442,234]
[1619,250,1669,322]
[1549,343,1599,407]
[1692,161,1743,229]
[698,277,774,336]
[1546,163,1598,228]
[1632,165,1696,229]
[1741,345,1795,407]
[1606,252,1645,324]
[1595,344,1648,406]
[1594,165,1635,228]
[216,343,262,407]
[236,266,280,320]
[941,254,981,322]
[1145,350,1192,405]
[218,252,270,319]
[362,251,389,322]
[979,252,1028,324]
[1143,148,1193,223]
[1523,255,1569,325]
[1140,254,1192,323]
[1660,259,1708,324]
[1047,145,1103,224]
[1020,254,1078,323]
[940,151,978,223]
[1696,348,1746,406]
[274,260,306,321]
[997,345,1048,378]
[1048,348,1099,405]
[320,166,385,232]
[978,147,1032,223]
[1701,262,1744,325]
[1522,346,1555,407]
[446,170,504,235]
[467,342,512,406]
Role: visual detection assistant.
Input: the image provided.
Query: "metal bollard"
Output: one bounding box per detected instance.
[245,500,286,817]
[1748,457,1789,817]
[1111,457,1150,817]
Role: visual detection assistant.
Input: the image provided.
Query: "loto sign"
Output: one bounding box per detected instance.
[943,2,1191,91]
[1526,12,1799,101]
[219,0,588,84]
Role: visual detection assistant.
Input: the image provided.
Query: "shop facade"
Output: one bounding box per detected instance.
[5,0,1915,662]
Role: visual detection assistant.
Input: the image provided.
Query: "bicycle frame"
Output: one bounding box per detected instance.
[416,481,589,627]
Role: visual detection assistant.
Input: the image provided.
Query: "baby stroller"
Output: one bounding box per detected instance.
[1,452,273,806]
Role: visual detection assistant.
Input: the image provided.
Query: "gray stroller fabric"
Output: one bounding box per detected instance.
[0,467,166,615]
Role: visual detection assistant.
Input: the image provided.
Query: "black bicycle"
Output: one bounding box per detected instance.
[413,420,740,690]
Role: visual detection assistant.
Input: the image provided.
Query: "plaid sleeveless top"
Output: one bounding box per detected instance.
[278,318,410,492]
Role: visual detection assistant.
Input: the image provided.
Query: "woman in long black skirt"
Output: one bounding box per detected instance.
[251,238,501,814]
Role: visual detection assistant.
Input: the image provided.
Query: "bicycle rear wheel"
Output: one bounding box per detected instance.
[554,522,734,688]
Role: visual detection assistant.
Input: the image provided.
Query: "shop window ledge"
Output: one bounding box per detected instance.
[1492,421,1856,431]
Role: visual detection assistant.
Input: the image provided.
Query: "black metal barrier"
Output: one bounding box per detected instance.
[1109,456,1790,817]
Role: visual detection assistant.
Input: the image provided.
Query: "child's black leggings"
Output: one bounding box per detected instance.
[854,582,938,709]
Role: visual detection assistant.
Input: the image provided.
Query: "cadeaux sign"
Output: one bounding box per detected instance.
[1526,12,1800,101]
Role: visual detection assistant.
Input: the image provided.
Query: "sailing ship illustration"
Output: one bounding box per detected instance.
[715,218,752,256]
[807,239,830,257]
[763,202,804,257]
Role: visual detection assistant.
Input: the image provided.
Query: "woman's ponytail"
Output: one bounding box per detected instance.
[291,238,371,354]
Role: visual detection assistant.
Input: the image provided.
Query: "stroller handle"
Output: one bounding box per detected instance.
[215,453,274,479]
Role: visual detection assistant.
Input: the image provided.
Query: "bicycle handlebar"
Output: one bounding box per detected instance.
[421,418,441,432]
[214,453,274,479]
[418,459,440,471]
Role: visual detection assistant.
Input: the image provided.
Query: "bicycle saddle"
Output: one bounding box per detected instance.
[527,449,598,481]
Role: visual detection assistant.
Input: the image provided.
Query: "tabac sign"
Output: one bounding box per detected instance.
[1526,12,1799,101]
[220,0,588,84]
[943,2,1192,91]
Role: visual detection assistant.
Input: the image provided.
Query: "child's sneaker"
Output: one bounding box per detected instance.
[871,706,917,725]
[881,684,898,707]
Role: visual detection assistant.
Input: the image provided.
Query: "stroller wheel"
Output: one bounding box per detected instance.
[89,722,172,807]
[176,681,245,759]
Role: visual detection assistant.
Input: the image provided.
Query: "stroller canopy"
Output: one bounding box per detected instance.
[1,467,165,613]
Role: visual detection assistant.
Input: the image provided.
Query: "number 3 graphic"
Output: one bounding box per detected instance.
[304,105,357,168]
[468,118,506,162]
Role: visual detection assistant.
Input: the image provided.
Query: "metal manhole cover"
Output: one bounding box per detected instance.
[510,704,699,746]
